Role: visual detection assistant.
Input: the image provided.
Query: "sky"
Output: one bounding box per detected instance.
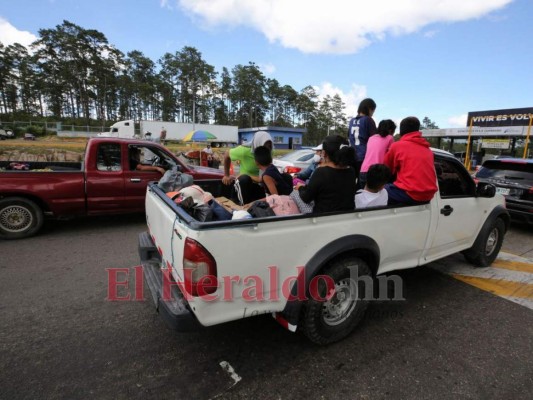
[0,0,532,129]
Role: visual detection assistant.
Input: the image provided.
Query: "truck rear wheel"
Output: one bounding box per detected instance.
[301,257,371,345]
[0,197,44,240]
[463,218,505,268]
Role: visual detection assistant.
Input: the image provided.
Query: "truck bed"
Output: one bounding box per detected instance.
[0,161,82,171]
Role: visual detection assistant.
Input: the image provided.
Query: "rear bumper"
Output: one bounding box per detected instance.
[138,232,202,331]
[505,201,533,224]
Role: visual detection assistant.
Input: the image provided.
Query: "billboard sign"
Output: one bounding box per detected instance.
[481,139,511,149]
[422,126,526,138]
[467,107,533,127]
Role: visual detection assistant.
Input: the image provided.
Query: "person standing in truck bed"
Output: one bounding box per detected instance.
[348,98,377,187]
[359,119,396,189]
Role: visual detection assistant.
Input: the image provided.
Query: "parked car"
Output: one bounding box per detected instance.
[23,133,36,140]
[273,149,315,174]
[0,126,12,140]
[474,158,533,224]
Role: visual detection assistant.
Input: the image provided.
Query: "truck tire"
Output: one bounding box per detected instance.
[301,257,371,345]
[463,218,505,268]
[0,197,44,240]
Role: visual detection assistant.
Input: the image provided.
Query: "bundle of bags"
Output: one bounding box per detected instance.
[166,184,315,222]
[167,185,232,222]
[158,166,194,193]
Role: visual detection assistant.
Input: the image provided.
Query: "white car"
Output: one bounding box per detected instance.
[273,149,315,174]
[0,125,14,139]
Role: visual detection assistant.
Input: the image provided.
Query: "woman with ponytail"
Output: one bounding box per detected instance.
[359,119,396,188]
[296,135,356,213]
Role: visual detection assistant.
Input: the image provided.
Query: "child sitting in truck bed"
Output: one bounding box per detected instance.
[355,164,391,208]
[254,146,292,196]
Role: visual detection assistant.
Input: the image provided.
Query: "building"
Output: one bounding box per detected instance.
[422,107,533,160]
[238,126,306,150]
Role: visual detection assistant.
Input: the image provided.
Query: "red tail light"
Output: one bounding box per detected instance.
[284,166,302,174]
[183,238,218,297]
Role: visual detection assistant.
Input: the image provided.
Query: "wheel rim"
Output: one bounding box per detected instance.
[322,278,357,326]
[0,205,34,233]
[485,227,499,256]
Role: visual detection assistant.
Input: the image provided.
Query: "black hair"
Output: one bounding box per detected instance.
[377,119,397,138]
[322,135,355,168]
[254,145,272,166]
[357,98,377,116]
[399,116,420,136]
[366,164,391,191]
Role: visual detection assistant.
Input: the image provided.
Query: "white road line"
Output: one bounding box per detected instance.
[431,261,533,284]
[219,361,242,386]
[497,252,533,263]
[430,251,533,310]
[502,296,533,311]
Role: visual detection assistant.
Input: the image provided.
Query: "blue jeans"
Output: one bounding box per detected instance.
[385,183,421,206]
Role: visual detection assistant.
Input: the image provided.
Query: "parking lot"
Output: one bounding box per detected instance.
[0,216,532,400]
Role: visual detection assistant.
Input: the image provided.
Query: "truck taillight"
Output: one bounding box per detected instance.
[284,166,302,174]
[183,238,218,297]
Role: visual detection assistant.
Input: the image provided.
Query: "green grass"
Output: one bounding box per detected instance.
[0,138,293,162]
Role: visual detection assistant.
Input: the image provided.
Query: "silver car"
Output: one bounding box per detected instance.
[273,149,315,174]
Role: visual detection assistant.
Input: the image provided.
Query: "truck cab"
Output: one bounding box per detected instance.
[97,120,138,138]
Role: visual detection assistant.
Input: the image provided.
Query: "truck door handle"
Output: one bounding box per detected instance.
[130,178,141,183]
[440,205,454,216]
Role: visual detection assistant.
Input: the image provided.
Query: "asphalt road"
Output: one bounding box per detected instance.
[0,216,532,400]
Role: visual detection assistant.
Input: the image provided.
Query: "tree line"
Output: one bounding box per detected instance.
[0,20,353,144]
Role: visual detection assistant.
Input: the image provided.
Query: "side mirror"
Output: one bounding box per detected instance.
[476,182,496,198]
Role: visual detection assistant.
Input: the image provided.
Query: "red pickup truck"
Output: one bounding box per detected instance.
[0,138,223,239]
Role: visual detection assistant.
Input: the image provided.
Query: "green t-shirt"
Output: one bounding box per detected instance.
[229,146,259,176]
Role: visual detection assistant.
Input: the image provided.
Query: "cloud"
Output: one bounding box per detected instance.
[448,114,468,127]
[259,62,276,75]
[423,30,438,38]
[0,17,38,48]
[314,82,367,117]
[177,0,513,54]
[160,0,172,10]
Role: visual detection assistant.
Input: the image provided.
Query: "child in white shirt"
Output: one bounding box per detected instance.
[355,164,391,208]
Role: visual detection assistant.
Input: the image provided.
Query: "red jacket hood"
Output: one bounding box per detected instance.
[399,131,430,148]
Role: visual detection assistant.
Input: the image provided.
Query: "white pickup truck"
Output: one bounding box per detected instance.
[138,149,509,344]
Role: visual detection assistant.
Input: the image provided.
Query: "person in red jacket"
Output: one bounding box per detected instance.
[384,116,438,205]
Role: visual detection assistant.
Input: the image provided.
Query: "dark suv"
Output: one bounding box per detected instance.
[474,158,533,224]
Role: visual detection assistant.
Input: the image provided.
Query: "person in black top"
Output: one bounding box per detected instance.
[296,135,356,213]
[254,145,292,195]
